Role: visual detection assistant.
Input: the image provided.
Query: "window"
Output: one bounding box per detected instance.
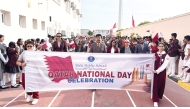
[41,21,45,30]
[73,10,76,18]
[1,13,5,24]
[19,15,26,28]
[54,29,56,35]
[61,30,65,35]
[78,14,81,22]
[49,16,52,22]
[71,32,74,37]
[65,1,70,13]
[32,19,37,29]
[1,11,11,26]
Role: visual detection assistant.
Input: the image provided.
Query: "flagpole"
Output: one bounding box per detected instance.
[132,11,134,33]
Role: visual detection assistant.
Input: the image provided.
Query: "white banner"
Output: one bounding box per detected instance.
[25,51,155,95]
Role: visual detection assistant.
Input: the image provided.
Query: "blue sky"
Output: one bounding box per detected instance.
[81,0,190,30]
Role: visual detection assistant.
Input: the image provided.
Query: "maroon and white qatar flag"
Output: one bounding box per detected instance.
[24,51,155,98]
[132,15,135,27]
[152,32,162,42]
[113,23,117,29]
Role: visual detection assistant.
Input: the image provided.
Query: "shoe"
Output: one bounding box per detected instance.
[0,85,9,89]
[32,99,39,105]
[167,72,171,76]
[11,84,20,88]
[176,74,183,78]
[154,102,158,107]
[181,79,190,83]
[180,77,186,80]
[26,95,32,102]
[169,74,175,77]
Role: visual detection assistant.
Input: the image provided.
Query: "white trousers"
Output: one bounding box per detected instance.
[178,58,184,76]
[10,73,17,86]
[0,73,6,86]
[168,56,178,75]
[0,73,17,86]
[181,67,190,82]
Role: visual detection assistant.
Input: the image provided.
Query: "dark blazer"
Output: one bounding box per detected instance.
[120,46,133,53]
[135,43,150,53]
[18,45,24,55]
[167,39,179,57]
[89,43,106,53]
[0,43,7,81]
[7,48,19,67]
[52,40,67,52]
[107,46,118,53]
[129,46,136,53]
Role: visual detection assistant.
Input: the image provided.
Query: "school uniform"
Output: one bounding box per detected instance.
[6,47,20,88]
[17,45,25,84]
[0,42,9,89]
[180,44,190,83]
[153,51,170,103]
[167,39,179,77]
[177,44,186,78]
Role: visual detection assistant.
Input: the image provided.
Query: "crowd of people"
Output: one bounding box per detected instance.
[0,32,190,106]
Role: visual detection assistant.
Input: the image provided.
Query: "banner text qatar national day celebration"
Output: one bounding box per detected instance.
[24,51,155,95]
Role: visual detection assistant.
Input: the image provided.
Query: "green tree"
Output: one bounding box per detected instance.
[116,29,124,32]
[87,30,93,36]
[138,21,151,26]
[116,31,121,37]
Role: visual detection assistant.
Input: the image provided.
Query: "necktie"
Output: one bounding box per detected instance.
[97,43,100,47]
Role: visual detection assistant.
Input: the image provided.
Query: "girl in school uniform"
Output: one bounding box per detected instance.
[17,38,25,84]
[6,41,20,88]
[152,42,170,107]
[16,41,39,105]
[0,34,9,89]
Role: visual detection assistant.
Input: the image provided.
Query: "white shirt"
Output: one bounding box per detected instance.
[111,47,115,54]
[0,42,8,62]
[0,50,8,62]
[156,51,170,74]
[184,44,190,56]
[18,51,26,73]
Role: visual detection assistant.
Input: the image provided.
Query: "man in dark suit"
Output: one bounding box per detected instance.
[120,40,133,53]
[89,34,106,53]
[135,38,150,53]
[89,34,106,92]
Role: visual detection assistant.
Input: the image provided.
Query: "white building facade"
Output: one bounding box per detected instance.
[93,29,110,37]
[0,0,82,45]
[81,29,110,37]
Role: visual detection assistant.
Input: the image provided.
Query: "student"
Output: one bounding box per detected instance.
[152,42,170,107]
[16,41,39,105]
[6,41,20,88]
[0,34,9,89]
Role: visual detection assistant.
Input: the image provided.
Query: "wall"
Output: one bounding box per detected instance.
[121,12,190,46]
[0,0,82,45]
[47,0,81,37]
[0,0,47,45]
